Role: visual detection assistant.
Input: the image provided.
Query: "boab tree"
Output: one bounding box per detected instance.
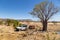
[30,1,59,31]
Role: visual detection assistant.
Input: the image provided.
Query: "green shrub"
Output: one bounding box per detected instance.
[0,21,3,25]
[6,19,11,26]
[18,23,22,27]
[13,20,19,28]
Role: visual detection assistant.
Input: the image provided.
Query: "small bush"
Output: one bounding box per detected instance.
[13,20,19,28]
[0,21,3,25]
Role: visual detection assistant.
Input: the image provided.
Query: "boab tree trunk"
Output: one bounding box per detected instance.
[42,20,47,31]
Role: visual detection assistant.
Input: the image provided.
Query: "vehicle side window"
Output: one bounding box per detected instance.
[23,25,27,27]
[22,24,27,27]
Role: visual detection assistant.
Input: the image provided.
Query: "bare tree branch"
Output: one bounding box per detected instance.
[30,1,59,21]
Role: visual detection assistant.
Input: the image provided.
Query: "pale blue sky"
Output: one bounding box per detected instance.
[0,0,60,21]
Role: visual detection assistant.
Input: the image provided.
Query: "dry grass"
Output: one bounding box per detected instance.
[0,22,60,40]
[0,31,60,40]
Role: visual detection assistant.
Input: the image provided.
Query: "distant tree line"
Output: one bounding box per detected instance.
[0,19,22,28]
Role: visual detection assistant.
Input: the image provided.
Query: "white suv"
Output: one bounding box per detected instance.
[16,24,27,31]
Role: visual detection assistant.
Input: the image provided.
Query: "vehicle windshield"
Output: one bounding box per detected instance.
[19,24,27,27]
[22,25,27,27]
